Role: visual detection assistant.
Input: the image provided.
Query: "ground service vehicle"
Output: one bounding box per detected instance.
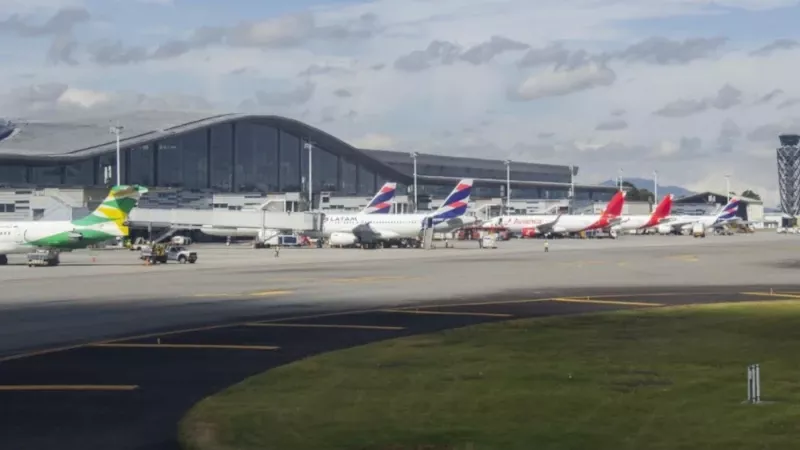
[692,222,706,238]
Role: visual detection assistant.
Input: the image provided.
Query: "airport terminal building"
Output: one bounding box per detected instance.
[0,111,615,220]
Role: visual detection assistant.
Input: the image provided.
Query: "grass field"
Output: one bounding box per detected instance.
[179,301,800,450]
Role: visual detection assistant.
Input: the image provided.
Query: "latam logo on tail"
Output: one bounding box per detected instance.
[714,198,741,223]
[432,179,473,220]
[363,182,397,214]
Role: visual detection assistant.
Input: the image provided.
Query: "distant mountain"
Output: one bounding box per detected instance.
[600,178,695,198]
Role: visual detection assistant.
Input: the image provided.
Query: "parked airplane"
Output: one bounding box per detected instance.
[656,197,743,235]
[0,185,149,265]
[326,179,476,248]
[612,194,674,234]
[483,190,626,238]
[200,182,398,241]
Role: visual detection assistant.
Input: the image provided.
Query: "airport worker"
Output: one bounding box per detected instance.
[274,245,280,258]
[544,239,549,252]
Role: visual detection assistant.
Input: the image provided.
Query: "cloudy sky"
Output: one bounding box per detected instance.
[2,0,800,206]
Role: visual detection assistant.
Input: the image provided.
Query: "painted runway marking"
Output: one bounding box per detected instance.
[665,254,699,262]
[248,290,293,297]
[88,343,280,350]
[0,385,139,392]
[245,323,405,331]
[331,276,419,284]
[396,298,552,309]
[193,290,293,298]
[380,309,513,318]
[740,291,800,299]
[551,297,664,307]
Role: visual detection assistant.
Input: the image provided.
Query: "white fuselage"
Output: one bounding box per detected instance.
[0,220,117,255]
[666,215,725,230]
[614,215,659,231]
[491,214,607,234]
[325,213,476,239]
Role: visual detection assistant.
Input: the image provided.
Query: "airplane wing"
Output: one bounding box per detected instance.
[534,214,562,234]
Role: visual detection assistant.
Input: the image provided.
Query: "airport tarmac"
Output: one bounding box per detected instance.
[2,232,800,449]
[1,232,799,357]
[1,287,797,450]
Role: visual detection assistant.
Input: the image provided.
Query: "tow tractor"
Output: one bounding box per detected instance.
[140,244,198,264]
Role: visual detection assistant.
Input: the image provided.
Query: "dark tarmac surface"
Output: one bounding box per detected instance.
[1,285,798,450]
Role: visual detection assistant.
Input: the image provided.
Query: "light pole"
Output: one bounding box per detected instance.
[569,164,575,214]
[725,174,731,203]
[617,168,623,191]
[504,159,511,215]
[410,151,418,212]
[305,140,314,211]
[109,123,124,186]
[653,169,658,204]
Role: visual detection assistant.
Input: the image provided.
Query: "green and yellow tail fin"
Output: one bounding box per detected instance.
[71,185,149,235]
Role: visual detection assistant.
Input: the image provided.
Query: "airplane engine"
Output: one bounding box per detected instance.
[330,232,358,247]
[521,228,537,238]
[65,231,84,242]
[657,224,672,235]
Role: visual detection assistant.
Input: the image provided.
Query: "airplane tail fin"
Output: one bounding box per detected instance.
[71,185,149,236]
[601,190,626,219]
[651,194,674,221]
[431,179,473,220]
[715,197,741,222]
[361,182,397,214]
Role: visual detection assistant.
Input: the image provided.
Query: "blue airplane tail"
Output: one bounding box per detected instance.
[362,182,397,214]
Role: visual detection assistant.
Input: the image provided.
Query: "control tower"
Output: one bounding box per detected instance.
[777,134,800,218]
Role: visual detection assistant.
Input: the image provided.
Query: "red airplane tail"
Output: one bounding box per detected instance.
[600,190,626,219]
[651,194,673,220]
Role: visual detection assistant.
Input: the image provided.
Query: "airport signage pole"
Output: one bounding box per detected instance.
[410,151,418,212]
[110,123,124,186]
[504,159,511,215]
[747,364,761,404]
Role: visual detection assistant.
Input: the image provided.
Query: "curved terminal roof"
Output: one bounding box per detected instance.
[0,111,615,192]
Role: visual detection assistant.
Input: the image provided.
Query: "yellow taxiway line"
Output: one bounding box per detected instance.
[380,309,513,318]
[0,385,139,391]
[88,343,280,350]
[246,323,404,331]
[551,297,664,307]
[740,291,800,299]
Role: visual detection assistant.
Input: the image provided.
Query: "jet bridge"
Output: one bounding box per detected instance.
[128,208,323,233]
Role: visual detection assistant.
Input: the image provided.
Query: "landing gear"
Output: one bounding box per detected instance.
[0,254,7,265]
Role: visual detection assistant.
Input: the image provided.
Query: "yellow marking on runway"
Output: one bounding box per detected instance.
[557,260,606,267]
[331,276,418,284]
[0,385,138,391]
[0,308,385,363]
[88,343,280,350]
[665,254,698,262]
[246,323,404,331]
[193,290,293,298]
[248,290,293,297]
[394,298,552,309]
[380,309,513,318]
[551,297,664,307]
[740,291,800,299]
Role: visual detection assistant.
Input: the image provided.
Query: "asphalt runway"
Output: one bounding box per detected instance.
[2,232,800,449]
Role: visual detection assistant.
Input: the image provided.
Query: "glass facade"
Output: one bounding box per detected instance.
[0,118,604,199]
